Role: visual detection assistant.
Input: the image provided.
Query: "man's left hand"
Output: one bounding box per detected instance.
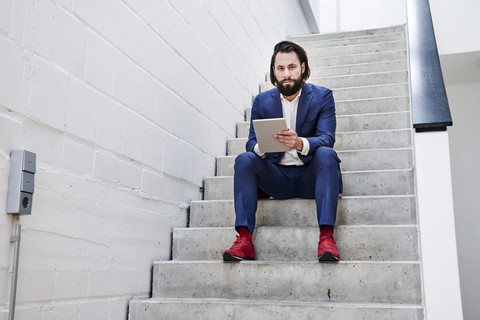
[274,129,303,151]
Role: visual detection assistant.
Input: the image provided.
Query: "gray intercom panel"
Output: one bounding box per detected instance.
[6,150,36,215]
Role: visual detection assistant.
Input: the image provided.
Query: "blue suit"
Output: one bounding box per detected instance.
[234,83,342,233]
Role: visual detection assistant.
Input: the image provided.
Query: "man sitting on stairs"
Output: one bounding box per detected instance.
[223,41,343,263]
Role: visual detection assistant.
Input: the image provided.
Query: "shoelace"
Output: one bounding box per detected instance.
[233,235,253,247]
[320,233,336,243]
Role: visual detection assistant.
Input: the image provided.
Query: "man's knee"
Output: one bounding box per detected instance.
[235,152,259,171]
[313,147,339,166]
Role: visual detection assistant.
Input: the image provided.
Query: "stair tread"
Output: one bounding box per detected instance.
[204,169,415,200]
[130,298,423,320]
[228,130,413,156]
[131,297,423,319]
[173,225,419,261]
[151,260,421,304]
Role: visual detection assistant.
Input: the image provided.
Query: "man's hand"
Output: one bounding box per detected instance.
[274,129,303,151]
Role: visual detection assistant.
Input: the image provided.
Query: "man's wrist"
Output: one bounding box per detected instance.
[296,137,303,151]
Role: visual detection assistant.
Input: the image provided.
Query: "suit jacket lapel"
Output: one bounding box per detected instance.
[296,83,313,134]
[270,89,283,118]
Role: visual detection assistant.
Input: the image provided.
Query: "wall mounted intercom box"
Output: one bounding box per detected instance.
[6,150,36,215]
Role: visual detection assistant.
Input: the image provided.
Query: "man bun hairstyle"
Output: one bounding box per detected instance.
[270,40,311,86]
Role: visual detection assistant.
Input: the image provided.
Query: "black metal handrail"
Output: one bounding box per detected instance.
[407,0,452,131]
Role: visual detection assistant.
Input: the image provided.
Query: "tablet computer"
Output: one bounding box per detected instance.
[252,118,290,153]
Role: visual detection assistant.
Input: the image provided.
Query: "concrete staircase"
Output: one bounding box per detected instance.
[129,25,424,319]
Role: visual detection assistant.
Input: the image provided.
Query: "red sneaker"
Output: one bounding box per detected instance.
[223,236,255,262]
[318,233,340,262]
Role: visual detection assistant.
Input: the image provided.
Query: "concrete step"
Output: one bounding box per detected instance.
[338,148,413,171]
[312,59,407,77]
[226,138,244,155]
[335,129,412,151]
[336,96,410,115]
[332,82,409,100]
[190,195,417,228]
[236,122,249,138]
[307,40,406,59]
[297,31,406,49]
[204,169,414,200]
[172,225,419,261]
[227,129,412,156]
[261,70,408,92]
[151,260,421,304]
[337,111,411,132]
[238,111,411,139]
[290,25,405,42]
[130,298,424,320]
[245,96,411,122]
[217,147,413,176]
[313,70,408,89]
[309,50,407,68]
[216,156,235,175]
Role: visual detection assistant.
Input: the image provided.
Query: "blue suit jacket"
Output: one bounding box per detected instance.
[247,83,336,164]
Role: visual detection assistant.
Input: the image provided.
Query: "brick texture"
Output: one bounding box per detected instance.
[0,0,310,318]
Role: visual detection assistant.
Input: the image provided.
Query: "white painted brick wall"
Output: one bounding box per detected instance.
[0,0,310,318]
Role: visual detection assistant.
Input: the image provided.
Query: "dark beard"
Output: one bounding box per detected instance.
[277,78,303,97]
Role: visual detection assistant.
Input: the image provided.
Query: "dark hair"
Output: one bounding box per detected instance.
[270,41,311,86]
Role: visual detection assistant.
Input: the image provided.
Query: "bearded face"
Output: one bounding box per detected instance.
[273,51,305,99]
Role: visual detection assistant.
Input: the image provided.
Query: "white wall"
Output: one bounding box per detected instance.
[0,0,310,319]
[314,0,407,33]
[446,83,480,320]
[430,0,480,55]
[429,1,480,319]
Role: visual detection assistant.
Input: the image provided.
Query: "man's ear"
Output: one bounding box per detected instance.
[301,62,306,75]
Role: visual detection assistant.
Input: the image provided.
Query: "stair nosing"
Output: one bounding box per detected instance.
[299,34,407,44]
[206,167,414,179]
[155,260,421,265]
[230,128,413,139]
[336,110,410,118]
[336,127,412,134]
[136,297,423,310]
[330,81,408,91]
[175,224,418,231]
[191,194,416,203]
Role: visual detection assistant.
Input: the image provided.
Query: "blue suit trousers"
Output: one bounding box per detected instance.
[234,147,342,233]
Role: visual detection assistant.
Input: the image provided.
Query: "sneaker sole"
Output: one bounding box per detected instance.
[318,252,340,262]
[223,252,242,262]
[223,252,255,262]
